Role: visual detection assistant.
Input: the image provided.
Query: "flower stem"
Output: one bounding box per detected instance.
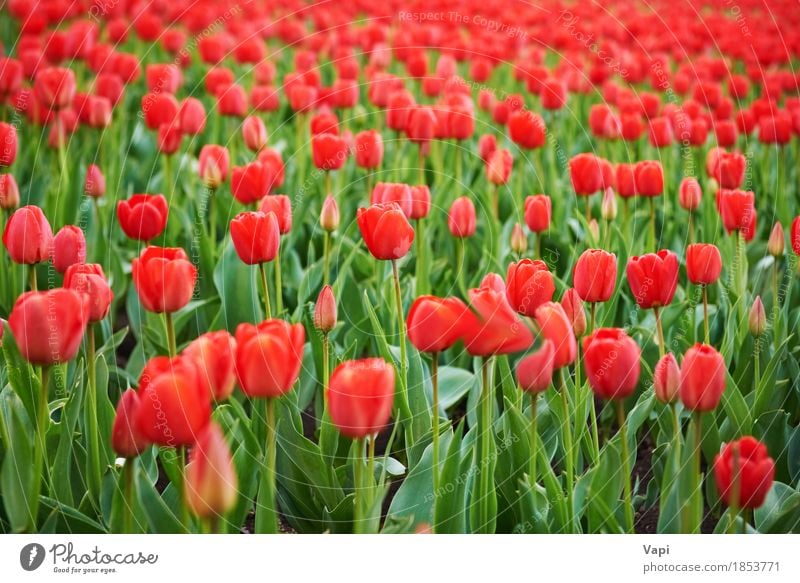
[529,392,539,484]
[274,245,283,316]
[29,366,50,532]
[256,397,278,533]
[431,352,440,520]
[654,306,665,357]
[391,259,407,397]
[86,326,102,505]
[323,231,331,286]
[702,285,710,344]
[164,311,177,357]
[616,399,634,533]
[123,459,134,534]
[692,411,704,534]
[353,437,364,533]
[559,368,575,532]
[258,262,272,319]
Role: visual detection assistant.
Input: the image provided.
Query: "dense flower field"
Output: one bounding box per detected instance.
[0,0,799,535]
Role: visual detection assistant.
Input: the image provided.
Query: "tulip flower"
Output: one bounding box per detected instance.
[235,319,304,533]
[561,288,587,337]
[371,182,413,217]
[505,259,555,317]
[573,249,617,329]
[354,129,384,171]
[64,263,113,323]
[510,223,527,255]
[112,389,149,459]
[312,132,348,193]
[242,115,268,152]
[117,194,169,243]
[0,122,18,166]
[516,339,555,486]
[320,195,339,284]
[749,296,766,338]
[3,206,54,284]
[84,164,105,199]
[569,153,612,221]
[448,196,476,240]
[230,211,280,317]
[686,243,722,342]
[258,195,292,314]
[184,331,237,401]
[184,423,238,525]
[329,358,395,533]
[231,161,274,206]
[654,352,680,404]
[713,437,775,531]
[51,225,86,274]
[626,250,679,355]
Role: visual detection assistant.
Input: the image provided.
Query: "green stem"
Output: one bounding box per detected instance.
[29,265,37,291]
[29,366,50,532]
[559,368,574,532]
[322,333,330,406]
[258,262,272,319]
[529,392,539,484]
[86,326,102,505]
[274,245,283,316]
[256,397,278,533]
[323,231,331,286]
[431,353,440,504]
[391,259,407,400]
[208,187,217,246]
[123,459,134,534]
[590,302,596,333]
[616,400,634,533]
[649,197,656,251]
[455,239,466,295]
[477,357,494,533]
[692,411,704,534]
[703,285,710,344]
[353,437,364,533]
[654,306,665,358]
[164,311,177,357]
[772,260,780,351]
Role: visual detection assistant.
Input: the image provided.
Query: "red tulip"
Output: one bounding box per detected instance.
[354,130,384,169]
[230,211,280,265]
[679,177,702,211]
[184,331,237,401]
[328,358,395,439]
[583,328,641,400]
[462,280,534,357]
[64,263,113,323]
[314,285,337,332]
[8,288,89,365]
[478,134,497,161]
[132,246,197,313]
[686,243,722,285]
[718,189,756,239]
[679,343,726,412]
[448,105,475,140]
[508,110,546,149]
[242,115,268,152]
[573,249,617,303]
[231,161,274,205]
[34,67,76,110]
[560,288,587,337]
[713,436,775,510]
[156,122,183,155]
[534,302,577,369]
[710,150,746,189]
[234,319,305,398]
[84,164,105,198]
[117,194,169,242]
[3,205,53,264]
[142,92,178,130]
[357,203,415,260]
[409,185,431,220]
[179,97,206,135]
[320,195,340,232]
[517,340,555,393]
[184,422,238,518]
[791,216,800,256]
[569,153,606,195]
[311,132,348,171]
[648,117,674,147]
[524,195,551,233]
[217,83,247,117]
[386,90,415,132]
[198,145,230,189]
[406,106,437,145]
[626,250,679,309]
[135,355,211,446]
[486,149,512,185]
[111,389,150,458]
[145,63,182,94]
[634,161,664,197]
[51,225,86,274]
[448,196,476,238]
[615,163,637,198]
[541,79,567,110]
[654,353,680,404]
[371,182,413,217]
[406,295,469,353]
[258,195,292,235]
[505,259,555,317]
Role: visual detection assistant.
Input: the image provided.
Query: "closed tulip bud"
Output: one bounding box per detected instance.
[314,285,337,332]
[87,95,112,129]
[587,219,600,242]
[601,187,617,220]
[478,134,497,161]
[634,160,664,197]
[686,243,722,285]
[615,163,637,198]
[312,133,349,171]
[217,83,247,117]
[510,223,527,254]
[569,153,605,195]
[583,328,641,400]
[713,436,775,510]
[679,177,702,211]
[718,189,757,239]
[329,358,395,438]
[508,110,546,149]
[406,295,469,353]
[406,106,437,145]
[183,331,237,401]
[258,195,292,235]
[157,122,183,155]
[749,296,766,337]
[9,288,89,365]
[710,150,746,189]
[320,195,340,232]
[184,423,237,519]
[179,97,206,135]
[354,130,384,169]
[524,195,551,233]
[448,105,475,140]
[135,355,211,446]
[51,225,86,274]
[386,90,415,132]
[132,246,197,313]
[64,263,113,322]
[560,288,587,337]
[371,182,413,217]
[486,148,512,185]
[111,389,150,458]
[654,352,680,403]
[679,343,726,412]
[534,302,576,369]
[117,194,169,242]
[517,340,555,393]
[506,259,556,317]
[648,116,674,147]
[626,250,679,309]
[84,164,106,198]
[34,67,76,110]
[768,222,784,257]
[142,93,179,130]
[230,211,280,265]
[3,205,53,264]
[0,173,20,208]
[0,122,17,167]
[573,249,617,303]
[234,319,305,398]
[242,115,268,152]
[409,185,431,220]
[357,203,415,260]
[198,145,230,189]
[448,196,476,238]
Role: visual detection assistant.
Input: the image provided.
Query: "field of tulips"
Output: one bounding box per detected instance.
[1,0,800,537]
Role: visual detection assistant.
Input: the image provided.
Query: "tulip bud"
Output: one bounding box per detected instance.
[510,223,527,254]
[679,343,726,412]
[749,296,766,337]
[51,225,86,274]
[320,195,340,232]
[242,115,268,152]
[111,389,149,458]
[601,187,617,221]
[768,222,784,257]
[0,173,20,209]
[184,423,238,519]
[516,340,554,393]
[654,352,680,403]
[560,288,587,337]
[314,285,337,332]
[587,219,600,242]
[713,436,775,510]
[448,196,476,238]
[84,164,106,198]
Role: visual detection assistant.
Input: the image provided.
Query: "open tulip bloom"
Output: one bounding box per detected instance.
[1,0,799,545]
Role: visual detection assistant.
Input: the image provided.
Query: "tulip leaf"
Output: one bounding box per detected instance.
[213,239,263,331]
[0,388,34,532]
